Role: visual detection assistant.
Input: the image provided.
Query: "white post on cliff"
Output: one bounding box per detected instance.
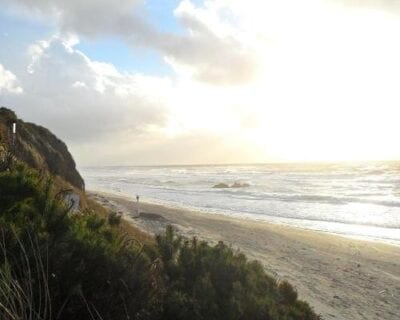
[12,122,16,151]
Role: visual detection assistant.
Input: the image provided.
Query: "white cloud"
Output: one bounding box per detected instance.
[2,0,259,85]
[0,64,23,94]
[3,0,400,164]
[72,81,86,89]
[27,39,51,74]
[158,0,259,84]
[337,0,400,11]
[5,35,171,151]
[2,32,264,165]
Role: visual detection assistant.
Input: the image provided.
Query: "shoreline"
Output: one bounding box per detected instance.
[89,189,400,247]
[89,190,400,320]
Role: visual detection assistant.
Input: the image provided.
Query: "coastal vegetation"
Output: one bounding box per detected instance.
[0,107,84,190]
[0,108,319,319]
[0,156,320,319]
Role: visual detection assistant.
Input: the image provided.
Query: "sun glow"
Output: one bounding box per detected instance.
[162,0,400,163]
[5,0,400,165]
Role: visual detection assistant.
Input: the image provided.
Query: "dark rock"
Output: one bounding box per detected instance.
[136,212,167,221]
[213,183,230,188]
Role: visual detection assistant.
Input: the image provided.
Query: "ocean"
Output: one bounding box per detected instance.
[81,162,400,245]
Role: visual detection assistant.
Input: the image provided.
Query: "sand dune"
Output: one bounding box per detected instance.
[90,191,400,320]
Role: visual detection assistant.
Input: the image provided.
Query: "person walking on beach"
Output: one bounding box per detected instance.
[136,194,140,216]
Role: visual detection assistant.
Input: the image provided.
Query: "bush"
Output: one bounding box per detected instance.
[0,164,320,320]
[154,228,320,320]
[108,211,122,226]
[278,280,298,304]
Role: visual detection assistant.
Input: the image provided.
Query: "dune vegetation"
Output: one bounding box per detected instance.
[0,148,320,320]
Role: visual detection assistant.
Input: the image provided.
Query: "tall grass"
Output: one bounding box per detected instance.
[0,230,51,320]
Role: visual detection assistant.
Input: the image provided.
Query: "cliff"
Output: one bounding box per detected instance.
[0,107,84,190]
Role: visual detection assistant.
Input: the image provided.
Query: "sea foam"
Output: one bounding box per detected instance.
[81,162,400,245]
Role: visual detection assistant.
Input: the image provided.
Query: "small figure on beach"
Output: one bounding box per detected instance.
[136,194,140,216]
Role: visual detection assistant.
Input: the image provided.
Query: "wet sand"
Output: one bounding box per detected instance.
[89,191,400,320]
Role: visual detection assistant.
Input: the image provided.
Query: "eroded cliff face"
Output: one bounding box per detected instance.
[0,107,84,190]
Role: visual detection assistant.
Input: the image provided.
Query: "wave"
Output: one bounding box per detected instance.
[82,162,400,241]
[90,176,400,209]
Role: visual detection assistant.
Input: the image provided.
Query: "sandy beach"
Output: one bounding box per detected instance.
[89,191,400,320]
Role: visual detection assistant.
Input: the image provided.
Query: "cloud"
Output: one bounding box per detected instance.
[159,1,259,84]
[4,0,400,165]
[2,0,259,85]
[3,35,171,148]
[73,130,263,166]
[1,31,260,165]
[335,0,400,12]
[1,0,148,37]
[0,64,23,94]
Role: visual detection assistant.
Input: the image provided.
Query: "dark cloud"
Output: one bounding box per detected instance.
[1,0,148,37]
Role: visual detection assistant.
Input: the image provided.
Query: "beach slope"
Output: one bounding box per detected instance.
[91,192,400,320]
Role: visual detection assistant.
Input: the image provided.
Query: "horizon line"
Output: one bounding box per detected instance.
[79,159,400,168]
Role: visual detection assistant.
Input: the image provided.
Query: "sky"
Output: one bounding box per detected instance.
[1,0,400,166]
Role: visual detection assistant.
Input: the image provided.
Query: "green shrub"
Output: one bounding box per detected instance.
[278,280,298,304]
[154,228,320,320]
[0,164,320,320]
[108,211,122,226]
